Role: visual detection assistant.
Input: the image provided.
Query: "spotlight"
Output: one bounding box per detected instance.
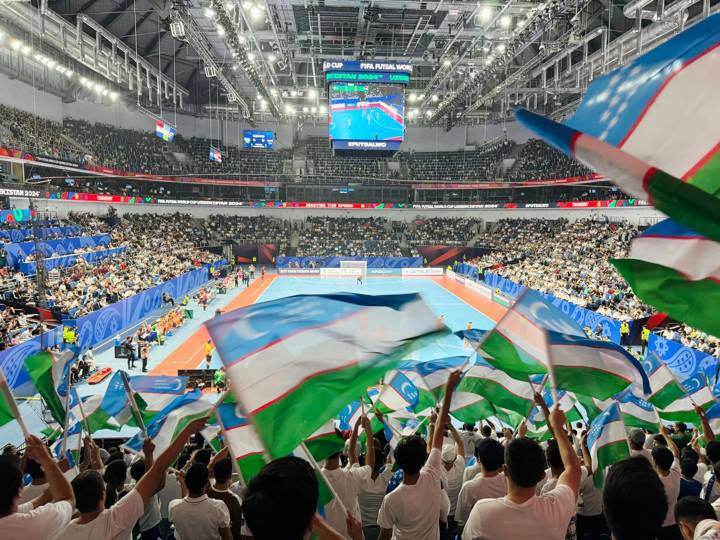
[302,106,308,113]
[10,39,22,51]
[270,88,278,96]
[250,5,263,20]
[247,52,255,61]
[477,5,493,23]
[217,24,226,36]
[204,7,216,17]
[499,15,511,29]
[319,105,327,114]
[110,91,119,101]
[496,44,506,53]
[307,88,317,100]
[443,59,451,68]
[311,106,317,113]
[268,53,276,62]
[425,110,433,117]
[290,89,297,97]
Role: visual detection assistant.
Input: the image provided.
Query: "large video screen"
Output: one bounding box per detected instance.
[243,130,274,149]
[328,82,405,150]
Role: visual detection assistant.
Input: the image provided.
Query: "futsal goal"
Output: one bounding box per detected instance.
[340,260,367,275]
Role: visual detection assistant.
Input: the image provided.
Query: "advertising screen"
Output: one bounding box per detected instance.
[243,130,275,149]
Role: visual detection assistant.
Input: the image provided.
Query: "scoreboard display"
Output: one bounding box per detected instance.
[243,130,275,149]
[324,61,412,152]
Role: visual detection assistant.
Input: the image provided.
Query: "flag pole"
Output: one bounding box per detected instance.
[60,363,73,456]
[300,442,348,515]
[119,371,147,438]
[0,369,29,438]
[71,387,92,436]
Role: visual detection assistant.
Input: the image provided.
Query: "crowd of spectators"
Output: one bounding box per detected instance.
[1,104,595,186]
[506,138,593,181]
[407,217,480,246]
[296,217,403,257]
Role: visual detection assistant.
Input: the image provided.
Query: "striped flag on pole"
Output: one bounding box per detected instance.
[458,361,535,415]
[613,220,720,337]
[515,15,720,244]
[206,293,447,458]
[375,370,419,413]
[657,374,716,423]
[449,391,495,425]
[400,357,467,412]
[587,402,630,487]
[23,350,75,424]
[645,354,688,410]
[214,397,267,484]
[0,368,26,435]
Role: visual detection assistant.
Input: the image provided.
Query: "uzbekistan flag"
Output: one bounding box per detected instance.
[657,373,716,422]
[155,120,176,142]
[613,220,720,337]
[215,397,267,484]
[127,374,189,425]
[587,402,630,488]
[375,370,420,413]
[515,14,720,243]
[52,419,82,465]
[69,390,121,433]
[449,391,495,425]
[0,368,21,428]
[206,293,447,458]
[123,390,212,456]
[304,420,345,462]
[458,360,535,416]
[400,356,468,412]
[24,350,75,424]
[644,353,687,409]
[480,290,649,399]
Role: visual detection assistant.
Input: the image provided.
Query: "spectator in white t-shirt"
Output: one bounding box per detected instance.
[577,432,608,539]
[456,438,506,533]
[675,496,718,540]
[461,401,581,540]
[459,424,481,459]
[440,424,466,538]
[629,428,653,462]
[57,417,207,540]
[128,457,162,539]
[359,440,393,540]
[377,370,462,540]
[602,456,668,540]
[323,415,375,539]
[0,434,75,540]
[652,426,682,540]
[701,442,720,504]
[169,462,232,540]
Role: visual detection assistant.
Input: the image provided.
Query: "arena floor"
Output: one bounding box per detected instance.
[1,274,505,445]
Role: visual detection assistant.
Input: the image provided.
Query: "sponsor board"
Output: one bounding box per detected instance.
[320,268,363,276]
[277,268,321,275]
[367,268,401,275]
[446,270,456,280]
[401,268,444,276]
[465,279,492,298]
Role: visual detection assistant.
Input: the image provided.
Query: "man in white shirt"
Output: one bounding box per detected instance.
[440,425,466,539]
[653,426,682,539]
[675,496,718,540]
[57,416,207,540]
[701,442,720,503]
[629,428,653,462]
[377,370,461,540]
[459,424,481,459]
[456,438,506,533]
[0,434,75,540]
[461,403,581,540]
[168,462,232,540]
[324,415,375,539]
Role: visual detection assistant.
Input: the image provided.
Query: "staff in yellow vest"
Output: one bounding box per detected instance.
[641,326,651,355]
[620,321,630,347]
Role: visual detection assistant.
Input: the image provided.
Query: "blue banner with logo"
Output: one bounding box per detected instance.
[0,226,81,242]
[18,246,126,274]
[276,256,422,269]
[4,234,110,267]
[0,266,211,391]
[646,332,719,387]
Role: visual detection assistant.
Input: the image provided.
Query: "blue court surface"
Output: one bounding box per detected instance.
[2,276,495,445]
[329,103,404,141]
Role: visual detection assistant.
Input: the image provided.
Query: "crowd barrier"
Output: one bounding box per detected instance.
[0,265,212,391]
[276,256,423,268]
[0,225,82,243]
[455,263,480,281]
[5,234,111,267]
[18,246,126,274]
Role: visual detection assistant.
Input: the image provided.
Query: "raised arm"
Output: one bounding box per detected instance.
[361,416,375,471]
[25,435,75,506]
[660,424,680,459]
[448,423,464,459]
[432,371,462,451]
[534,392,553,438]
[548,406,582,498]
[134,416,209,505]
[697,406,716,444]
[348,417,362,466]
[580,432,593,476]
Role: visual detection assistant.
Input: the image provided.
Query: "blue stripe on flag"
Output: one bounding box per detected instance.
[515,109,580,156]
[586,402,622,450]
[218,402,248,430]
[206,293,425,368]
[642,219,704,239]
[101,371,129,416]
[566,14,720,146]
[513,290,586,337]
[398,356,466,376]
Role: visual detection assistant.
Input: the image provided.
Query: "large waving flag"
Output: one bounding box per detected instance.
[613,220,720,337]
[515,14,720,243]
[587,402,630,488]
[645,353,688,409]
[480,290,649,399]
[458,361,535,415]
[123,390,212,456]
[24,350,75,424]
[401,356,467,411]
[657,374,716,422]
[304,420,345,462]
[206,293,447,458]
[0,368,22,429]
[52,419,82,465]
[129,375,189,425]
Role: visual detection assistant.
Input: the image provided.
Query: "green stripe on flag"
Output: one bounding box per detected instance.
[481,331,547,377]
[24,351,66,424]
[612,258,720,337]
[553,365,635,402]
[594,441,630,488]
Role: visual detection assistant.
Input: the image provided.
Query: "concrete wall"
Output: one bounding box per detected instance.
[16,196,665,225]
[0,72,534,151]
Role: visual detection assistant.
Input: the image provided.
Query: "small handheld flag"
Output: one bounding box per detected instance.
[587,402,630,487]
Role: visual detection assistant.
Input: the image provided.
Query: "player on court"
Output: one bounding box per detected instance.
[357,274,363,286]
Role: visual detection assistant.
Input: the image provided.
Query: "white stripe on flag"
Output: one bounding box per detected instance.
[226,422,265,460]
[496,309,549,365]
[549,343,637,385]
[629,236,720,281]
[590,419,627,465]
[621,401,659,424]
